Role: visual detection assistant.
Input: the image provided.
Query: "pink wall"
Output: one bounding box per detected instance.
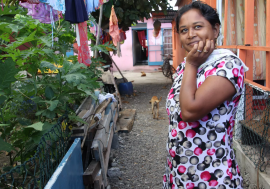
[111,18,172,72]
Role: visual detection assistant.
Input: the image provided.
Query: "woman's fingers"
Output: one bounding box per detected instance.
[197,41,204,53]
[210,40,215,52]
[190,43,199,55]
[203,39,211,53]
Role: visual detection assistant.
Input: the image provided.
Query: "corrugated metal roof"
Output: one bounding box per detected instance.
[152,10,177,23]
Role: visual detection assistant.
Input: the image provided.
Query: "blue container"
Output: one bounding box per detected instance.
[118,82,134,96]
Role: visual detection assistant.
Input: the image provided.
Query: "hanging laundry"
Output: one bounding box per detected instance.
[96,0,109,10]
[86,0,94,14]
[65,0,88,24]
[93,0,99,10]
[27,0,40,4]
[109,6,120,46]
[89,22,97,36]
[137,31,148,57]
[19,2,59,24]
[77,21,91,66]
[47,0,65,12]
[119,29,126,42]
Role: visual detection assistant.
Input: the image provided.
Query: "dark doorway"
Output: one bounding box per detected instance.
[132,29,148,65]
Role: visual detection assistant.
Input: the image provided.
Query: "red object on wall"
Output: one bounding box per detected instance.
[137,31,148,57]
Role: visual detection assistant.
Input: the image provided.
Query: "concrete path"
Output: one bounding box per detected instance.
[112,71,173,84]
[108,71,173,188]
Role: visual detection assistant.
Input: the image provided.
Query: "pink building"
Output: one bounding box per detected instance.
[111,17,173,72]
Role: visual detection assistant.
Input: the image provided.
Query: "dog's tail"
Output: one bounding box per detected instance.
[159,97,162,102]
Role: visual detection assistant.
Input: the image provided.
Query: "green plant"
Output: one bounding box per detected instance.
[0,6,116,169]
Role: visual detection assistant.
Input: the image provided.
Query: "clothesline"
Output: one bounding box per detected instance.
[19,0,125,65]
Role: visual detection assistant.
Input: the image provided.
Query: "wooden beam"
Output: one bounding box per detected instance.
[266,0,270,87]
[224,0,228,45]
[83,161,101,186]
[245,79,270,92]
[244,0,254,81]
[217,45,270,51]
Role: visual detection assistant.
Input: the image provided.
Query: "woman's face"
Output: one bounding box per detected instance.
[178,9,219,52]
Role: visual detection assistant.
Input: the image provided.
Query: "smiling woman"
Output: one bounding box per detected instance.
[163,1,248,189]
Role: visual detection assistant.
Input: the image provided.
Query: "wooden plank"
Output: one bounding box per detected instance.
[81,98,112,148]
[94,171,104,189]
[116,109,136,132]
[224,0,228,45]
[245,79,270,92]
[245,0,254,81]
[266,0,270,88]
[75,96,89,115]
[104,122,114,174]
[78,109,88,119]
[71,126,84,134]
[93,122,114,187]
[218,45,270,52]
[245,0,254,45]
[45,138,84,189]
[83,161,100,186]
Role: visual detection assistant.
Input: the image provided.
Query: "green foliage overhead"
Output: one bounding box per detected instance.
[92,0,170,31]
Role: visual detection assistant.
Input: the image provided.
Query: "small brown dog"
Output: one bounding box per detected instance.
[149,96,162,119]
[141,71,146,77]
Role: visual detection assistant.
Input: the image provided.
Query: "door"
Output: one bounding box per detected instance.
[147,29,163,66]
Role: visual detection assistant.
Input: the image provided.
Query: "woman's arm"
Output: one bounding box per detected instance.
[179,40,236,122]
[180,71,236,122]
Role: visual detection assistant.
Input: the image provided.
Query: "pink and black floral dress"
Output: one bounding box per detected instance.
[163,54,245,189]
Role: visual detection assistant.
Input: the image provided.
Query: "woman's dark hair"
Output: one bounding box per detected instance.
[176,1,221,33]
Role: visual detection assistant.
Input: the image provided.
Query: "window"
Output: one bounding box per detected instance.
[163,29,173,55]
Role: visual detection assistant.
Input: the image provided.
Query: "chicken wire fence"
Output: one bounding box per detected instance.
[235,81,270,172]
[0,113,71,189]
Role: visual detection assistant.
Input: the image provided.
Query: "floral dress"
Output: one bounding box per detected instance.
[163,55,244,189]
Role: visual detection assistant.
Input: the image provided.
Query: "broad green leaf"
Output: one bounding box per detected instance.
[40,61,57,71]
[69,63,87,73]
[62,72,86,85]
[42,109,56,119]
[40,100,59,111]
[45,86,55,100]
[25,122,44,131]
[39,36,52,47]
[18,118,32,126]
[68,115,87,125]
[7,30,37,49]
[47,100,59,111]
[0,124,9,127]
[0,137,14,152]
[0,96,7,105]
[35,110,45,116]
[0,58,19,89]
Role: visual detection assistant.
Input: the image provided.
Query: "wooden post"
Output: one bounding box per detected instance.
[244,0,254,81]
[266,0,270,88]
[95,5,103,58]
[224,0,228,45]
[244,0,254,122]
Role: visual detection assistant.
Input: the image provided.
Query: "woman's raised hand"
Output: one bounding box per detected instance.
[186,39,215,68]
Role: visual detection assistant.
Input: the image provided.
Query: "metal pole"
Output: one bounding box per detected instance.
[95,5,103,58]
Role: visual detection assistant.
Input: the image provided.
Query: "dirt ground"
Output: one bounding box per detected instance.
[108,82,172,189]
